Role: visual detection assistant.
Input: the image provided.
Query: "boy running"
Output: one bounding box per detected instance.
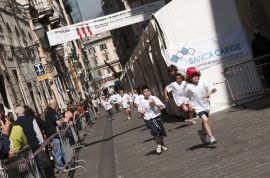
[185,67,217,145]
[164,73,197,125]
[102,96,114,120]
[118,89,132,120]
[138,86,168,154]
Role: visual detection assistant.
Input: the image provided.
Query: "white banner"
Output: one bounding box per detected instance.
[47,0,165,46]
[166,27,250,71]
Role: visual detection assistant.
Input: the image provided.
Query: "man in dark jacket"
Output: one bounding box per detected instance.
[45,99,65,171]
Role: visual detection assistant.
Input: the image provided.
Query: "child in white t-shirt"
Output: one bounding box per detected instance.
[138,86,167,154]
[110,92,120,112]
[164,73,197,125]
[118,89,132,120]
[185,67,217,145]
[102,96,114,120]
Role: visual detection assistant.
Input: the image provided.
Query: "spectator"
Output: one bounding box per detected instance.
[44,99,65,171]
[14,106,44,152]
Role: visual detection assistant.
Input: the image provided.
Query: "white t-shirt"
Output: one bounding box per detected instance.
[132,93,138,102]
[92,99,98,108]
[134,94,144,105]
[118,94,131,108]
[102,100,112,111]
[166,81,189,106]
[110,94,118,104]
[138,96,166,121]
[185,80,216,113]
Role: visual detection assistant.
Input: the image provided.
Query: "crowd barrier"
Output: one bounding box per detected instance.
[0,146,41,178]
[56,124,86,174]
[0,111,94,177]
[224,54,270,103]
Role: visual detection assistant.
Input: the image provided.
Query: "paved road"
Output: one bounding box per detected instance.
[64,96,270,178]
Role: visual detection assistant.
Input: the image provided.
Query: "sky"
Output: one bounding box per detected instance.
[77,0,103,20]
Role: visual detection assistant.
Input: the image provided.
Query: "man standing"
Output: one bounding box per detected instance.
[45,99,65,171]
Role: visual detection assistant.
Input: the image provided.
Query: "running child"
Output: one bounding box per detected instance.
[138,86,168,154]
[118,89,132,120]
[185,67,217,145]
[164,73,197,125]
[102,96,114,120]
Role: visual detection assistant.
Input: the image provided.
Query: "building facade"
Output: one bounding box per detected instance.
[101,0,170,67]
[0,0,46,113]
[82,32,122,92]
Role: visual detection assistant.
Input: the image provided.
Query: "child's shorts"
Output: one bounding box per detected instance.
[145,116,167,137]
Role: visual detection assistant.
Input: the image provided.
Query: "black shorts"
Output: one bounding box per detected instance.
[197,111,209,118]
[145,116,167,137]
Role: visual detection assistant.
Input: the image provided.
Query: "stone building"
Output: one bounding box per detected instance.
[0,0,45,113]
[82,32,122,92]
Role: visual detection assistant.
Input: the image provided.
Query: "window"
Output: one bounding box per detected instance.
[107,67,111,74]
[104,54,109,61]
[99,43,107,51]
[92,57,98,66]
[15,27,20,37]
[88,47,96,54]
[6,23,14,44]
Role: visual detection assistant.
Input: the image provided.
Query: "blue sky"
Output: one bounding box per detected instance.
[77,0,102,20]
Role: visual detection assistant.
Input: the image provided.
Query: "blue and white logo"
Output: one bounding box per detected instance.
[34,63,45,76]
[171,47,196,63]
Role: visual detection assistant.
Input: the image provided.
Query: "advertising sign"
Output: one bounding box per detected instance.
[33,63,48,81]
[47,0,165,46]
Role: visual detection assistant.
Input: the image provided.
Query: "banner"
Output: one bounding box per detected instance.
[47,0,165,46]
[167,27,250,71]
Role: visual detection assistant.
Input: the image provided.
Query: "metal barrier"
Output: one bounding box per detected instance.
[56,124,86,174]
[0,146,41,178]
[224,54,270,103]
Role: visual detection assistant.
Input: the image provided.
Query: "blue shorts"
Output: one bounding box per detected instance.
[197,111,209,118]
[145,116,167,137]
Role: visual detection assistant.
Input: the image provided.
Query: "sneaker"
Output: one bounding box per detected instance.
[156,144,162,154]
[127,116,131,120]
[210,136,217,144]
[111,117,114,120]
[185,119,197,125]
[162,145,168,151]
[198,130,207,144]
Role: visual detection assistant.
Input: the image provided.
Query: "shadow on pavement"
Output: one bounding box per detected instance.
[142,137,155,143]
[161,112,186,124]
[187,143,217,151]
[85,124,145,147]
[168,123,191,132]
[145,150,157,156]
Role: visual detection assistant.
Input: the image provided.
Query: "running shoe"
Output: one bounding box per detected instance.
[156,144,162,154]
[162,145,168,151]
[210,136,217,144]
[198,130,207,144]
